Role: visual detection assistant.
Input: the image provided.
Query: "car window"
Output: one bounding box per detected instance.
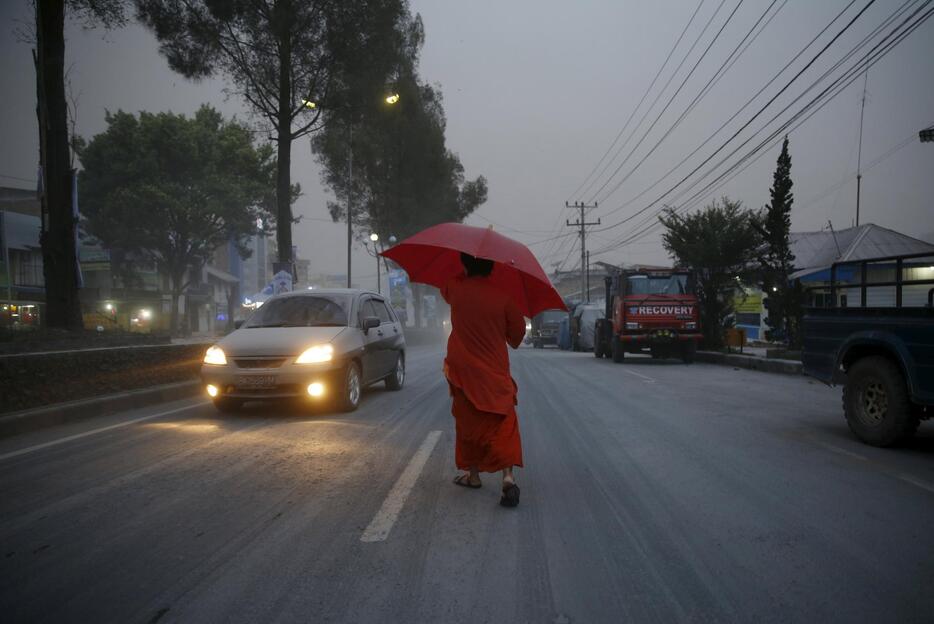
[359,299,381,324]
[375,300,393,323]
[244,295,349,328]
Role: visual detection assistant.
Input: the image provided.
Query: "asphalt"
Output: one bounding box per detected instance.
[1,344,933,623]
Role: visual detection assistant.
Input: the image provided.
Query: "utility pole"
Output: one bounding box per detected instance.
[566,201,600,303]
[586,250,590,303]
[856,71,868,227]
[347,122,353,288]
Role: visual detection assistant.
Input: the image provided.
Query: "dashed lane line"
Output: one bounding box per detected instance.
[0,401,209,462]
[361,430,442,543]
[621,368,656,383]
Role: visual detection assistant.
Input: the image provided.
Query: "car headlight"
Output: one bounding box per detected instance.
[625,322,641,330]
[203,345,227,365]
[684,322,697,330]
[296,344,334,364]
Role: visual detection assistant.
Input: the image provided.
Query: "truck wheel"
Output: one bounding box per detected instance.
[594,343,603,358]
[611,337,625,363]
[681,342,696,364]
[843,356,919,447]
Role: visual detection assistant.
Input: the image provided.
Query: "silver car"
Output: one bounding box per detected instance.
[200,289,406,412]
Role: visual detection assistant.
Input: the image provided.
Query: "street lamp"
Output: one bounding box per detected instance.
[369,233,381,293]
[344,92,400,288]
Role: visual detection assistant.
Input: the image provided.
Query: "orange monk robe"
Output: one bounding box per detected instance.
[441,275,527,472]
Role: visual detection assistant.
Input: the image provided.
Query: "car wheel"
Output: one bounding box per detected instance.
[843,356,918,447]
[385,354,405,391]
[213,397,243,413]
[338,361,362,412]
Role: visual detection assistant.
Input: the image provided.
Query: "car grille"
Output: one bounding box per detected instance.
[234,358,287,369]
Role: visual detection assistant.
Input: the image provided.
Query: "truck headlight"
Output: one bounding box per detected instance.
[625,322,641,330]
[296,344,333,364]
[203,346,227,365]
[684,322,697,330]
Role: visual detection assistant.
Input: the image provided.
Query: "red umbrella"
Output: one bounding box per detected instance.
[380,222,566,318]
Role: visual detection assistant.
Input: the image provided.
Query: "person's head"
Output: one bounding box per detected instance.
[460,252,494,277]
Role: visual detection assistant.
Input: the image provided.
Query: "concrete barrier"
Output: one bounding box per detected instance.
[0,380,203,438]
[696,351,803,376]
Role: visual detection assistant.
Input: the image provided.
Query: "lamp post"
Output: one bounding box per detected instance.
[370,232,380,293]
[305,92,400,289]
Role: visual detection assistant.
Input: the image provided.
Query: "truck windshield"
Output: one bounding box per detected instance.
[537,310,566,324]
[626,275,688,295]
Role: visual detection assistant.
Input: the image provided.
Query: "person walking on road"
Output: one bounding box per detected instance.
[442,252,527,507]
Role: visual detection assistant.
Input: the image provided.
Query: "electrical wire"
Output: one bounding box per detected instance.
[566,0,709,202]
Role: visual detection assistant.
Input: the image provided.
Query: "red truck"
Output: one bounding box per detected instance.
[593,269,702,363]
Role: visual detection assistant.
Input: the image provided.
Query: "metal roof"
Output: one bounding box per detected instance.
[790,223,934,280]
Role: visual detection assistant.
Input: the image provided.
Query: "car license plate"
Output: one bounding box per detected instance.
[235,375,276,389]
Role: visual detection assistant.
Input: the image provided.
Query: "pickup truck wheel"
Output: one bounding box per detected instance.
[611,337,625,363]
[594,342,604,358]
[843,356,918,447]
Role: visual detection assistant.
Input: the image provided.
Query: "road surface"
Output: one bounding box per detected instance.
[2,344,933,623]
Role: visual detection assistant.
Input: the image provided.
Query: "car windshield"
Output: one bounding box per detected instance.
[626,274,688,295]
[244,295,350,328]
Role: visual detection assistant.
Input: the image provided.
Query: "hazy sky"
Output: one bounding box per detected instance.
[2,1,933,283]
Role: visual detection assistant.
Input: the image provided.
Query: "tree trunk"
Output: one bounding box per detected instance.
[275,2,293,267]
[35,0,82,330]
[170,287,181,337]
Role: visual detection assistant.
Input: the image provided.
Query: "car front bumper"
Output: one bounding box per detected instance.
[201,358,346,401]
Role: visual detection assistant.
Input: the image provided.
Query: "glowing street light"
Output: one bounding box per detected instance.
[369,232,379,242]
[302,98,317,109]
[385,93,400,105]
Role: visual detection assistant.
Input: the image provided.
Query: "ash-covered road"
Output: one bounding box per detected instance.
[2,344,933,623]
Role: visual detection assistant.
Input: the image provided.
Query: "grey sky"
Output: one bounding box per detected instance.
[2,1,932,282]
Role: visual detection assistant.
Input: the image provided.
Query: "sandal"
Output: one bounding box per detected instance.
[500,482,520,507]
[453,474,482,489]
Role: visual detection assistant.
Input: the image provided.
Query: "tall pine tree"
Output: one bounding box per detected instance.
[758,136,800,344]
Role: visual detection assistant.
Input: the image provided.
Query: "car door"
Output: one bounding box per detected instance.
[373,297,403,371]
[357,297,385,384]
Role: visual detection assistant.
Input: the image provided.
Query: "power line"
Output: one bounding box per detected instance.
[567,0,708,202]
[594,0,781,206]
[586,0,732,203]
[594,0,864,223]
[591,0,883,237]
[589,2,933,255]
[601,7,934,253]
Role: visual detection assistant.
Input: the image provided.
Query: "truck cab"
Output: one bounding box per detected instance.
[593,269,702,363]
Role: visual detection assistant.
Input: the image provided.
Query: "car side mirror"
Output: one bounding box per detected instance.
[363,317,380,333]
[234,320,244,329]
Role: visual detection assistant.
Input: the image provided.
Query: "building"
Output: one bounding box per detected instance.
[0,187,44,328]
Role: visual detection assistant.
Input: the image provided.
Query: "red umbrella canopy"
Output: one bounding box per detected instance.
[381,222,566,318]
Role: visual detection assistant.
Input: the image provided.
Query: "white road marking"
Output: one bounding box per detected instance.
[361,430,442,543]
[621,368,656,383]
[816,442,868,461]
[897,474,934,495]
[0,401,209,462]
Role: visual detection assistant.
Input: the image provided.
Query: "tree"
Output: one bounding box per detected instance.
[756,135,801,345]
[136,0,413,268]
[78,106,278,334]
[659,198,762,349]
[33,0,128,330]
[314,76,488,242]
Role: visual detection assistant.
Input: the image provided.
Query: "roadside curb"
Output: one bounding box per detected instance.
[696,351,803,376]
[0,380,202,439]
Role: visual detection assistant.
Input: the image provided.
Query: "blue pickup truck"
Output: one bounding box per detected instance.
[802,252,934,447]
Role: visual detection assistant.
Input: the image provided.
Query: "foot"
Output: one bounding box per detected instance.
[453,473,482,489]
[500,480,520,507]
